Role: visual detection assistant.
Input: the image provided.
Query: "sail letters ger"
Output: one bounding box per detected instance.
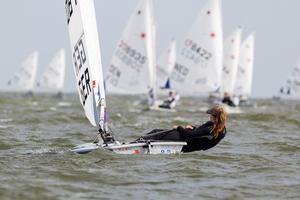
[65,0,104,127]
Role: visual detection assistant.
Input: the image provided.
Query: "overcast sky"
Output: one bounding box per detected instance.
[1,0,300,97]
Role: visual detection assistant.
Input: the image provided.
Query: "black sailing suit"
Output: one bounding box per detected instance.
[140,121,226,153]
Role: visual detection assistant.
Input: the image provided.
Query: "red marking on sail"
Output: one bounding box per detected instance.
[133,149,140,154]
[92,80,96,88]
[210,32,216,38]
[140,32,146,39]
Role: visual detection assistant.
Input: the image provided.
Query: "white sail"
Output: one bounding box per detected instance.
[38,48,66,92]
[157,39,176,89]
[65,0,106,128]
[105,0,155,96]
[234,33,255,97]
[170,0,223,95]
[8,51,39,92]
[278,59,300,99]
[221,28,242,95]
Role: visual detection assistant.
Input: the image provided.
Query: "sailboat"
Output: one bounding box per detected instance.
[154,39,180,110]
[105,0,157,106]
[8,51,39,95]
[234,33,255,106]
[65,0,186,154]
[219,28,243,113]
[276,59,300,99]
[170,0,223,96]
[157,39,176,90]
[37,48,66,97]
[221,28,242,97]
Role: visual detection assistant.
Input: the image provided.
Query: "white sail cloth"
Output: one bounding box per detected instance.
[65,0,106,128]
[9,51,39,92]
[38,49,66,92]
[221,28,242,95]
[105,0,155,96]
[234,33,255,97]
[170,0,223,95]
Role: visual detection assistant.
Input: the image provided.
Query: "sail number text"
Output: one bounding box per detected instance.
[65,0,78,24]
[181,39,212,65]
[170,63,189,83]
[115,40,147,73]
[73,35,91,106]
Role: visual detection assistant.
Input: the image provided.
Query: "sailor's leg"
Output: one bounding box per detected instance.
[146,129,166,135]
[141,129,183,141]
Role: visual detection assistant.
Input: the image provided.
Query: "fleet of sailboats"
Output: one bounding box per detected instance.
[6,0,257,108]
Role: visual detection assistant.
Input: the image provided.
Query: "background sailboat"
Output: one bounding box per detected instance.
[157,39,176,91]
[8,51,39,95]
[105,0,156,105]
[277,59,300,99]
[221,28,242,97]
[234,32,255,105]
[170,0,223,96]
[37,48,66,97]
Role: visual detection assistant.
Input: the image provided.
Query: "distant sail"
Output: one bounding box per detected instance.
[157,39,176,89]
[105,0,155,96]
[278,59,300,98]
[170,0,223,95]
[9,51,39,92]
[65,0,106,128]
[221,28,242,95]
[38,49,66,93]
[235,33,255,97]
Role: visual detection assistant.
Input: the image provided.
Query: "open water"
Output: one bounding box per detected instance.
[0,92,299,200]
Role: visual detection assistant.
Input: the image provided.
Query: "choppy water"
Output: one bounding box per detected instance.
[0,92,299,200]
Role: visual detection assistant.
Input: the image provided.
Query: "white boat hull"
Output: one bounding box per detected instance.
[71,141,187,155]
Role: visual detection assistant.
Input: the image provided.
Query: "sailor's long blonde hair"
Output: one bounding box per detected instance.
[210,105,227,138]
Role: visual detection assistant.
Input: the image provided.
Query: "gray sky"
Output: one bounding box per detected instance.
[1,0,300,97]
